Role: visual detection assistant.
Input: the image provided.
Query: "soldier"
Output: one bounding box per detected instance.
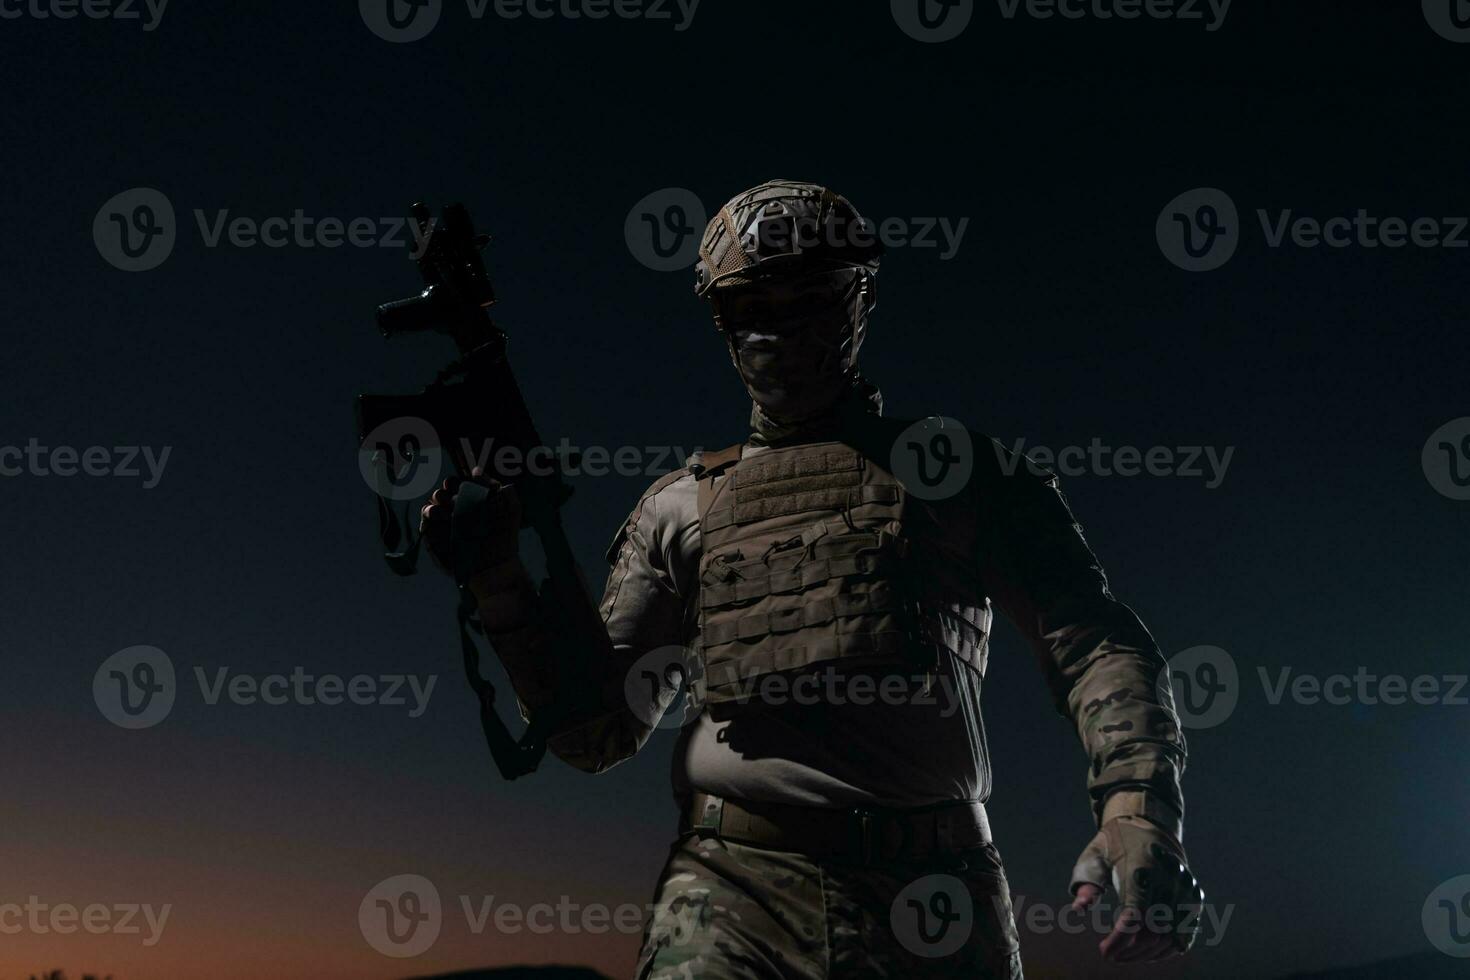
[420,180,1203,978]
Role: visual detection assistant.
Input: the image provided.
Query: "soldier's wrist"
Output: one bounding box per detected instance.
[468,558,538,632]
[467,557,531,599]
[1099,788,1184,841]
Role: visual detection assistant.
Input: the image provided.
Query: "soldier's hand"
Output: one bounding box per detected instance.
[418,469,522,578]
[1069,816,1204,964]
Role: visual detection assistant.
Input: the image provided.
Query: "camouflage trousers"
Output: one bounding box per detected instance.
[634,832,1024,979]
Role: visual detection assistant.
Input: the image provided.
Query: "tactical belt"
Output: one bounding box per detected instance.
[681,792,991,866]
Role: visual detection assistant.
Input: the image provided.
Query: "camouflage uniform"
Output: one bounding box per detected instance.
[474,409,1187,977]
[636,835,1023,980]
[464,181,1195,978]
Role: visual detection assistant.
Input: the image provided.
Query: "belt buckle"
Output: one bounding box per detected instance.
[694,795,724,841]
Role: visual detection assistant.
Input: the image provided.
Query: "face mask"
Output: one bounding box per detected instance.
[721,273,865,423]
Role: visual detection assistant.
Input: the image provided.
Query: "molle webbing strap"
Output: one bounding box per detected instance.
[701,631,915,698]
[701,447,887,533]
[738,448,861,490]
[693,437,993,708]
[700,551,887,607]
[703,484,898,534]
[701,586,904,645]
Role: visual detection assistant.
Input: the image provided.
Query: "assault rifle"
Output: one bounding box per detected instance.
[356,202,598,779]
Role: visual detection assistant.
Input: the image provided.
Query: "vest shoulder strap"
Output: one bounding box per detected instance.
[693,442,745,524]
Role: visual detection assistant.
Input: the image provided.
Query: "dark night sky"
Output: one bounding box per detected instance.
[3,1,1468,977]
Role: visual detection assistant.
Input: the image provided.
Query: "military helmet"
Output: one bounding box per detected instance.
[694,180,884,298]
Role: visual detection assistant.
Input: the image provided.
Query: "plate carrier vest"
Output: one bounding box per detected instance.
[689,438,990,709]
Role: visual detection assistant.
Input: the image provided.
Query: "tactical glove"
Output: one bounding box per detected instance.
[1070,794,1204,962]
[420,474,555,712]
[419,474,520,576]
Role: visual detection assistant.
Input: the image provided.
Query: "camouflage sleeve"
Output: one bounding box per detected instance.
[979,453,1188,827]
[470,470,692,774]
